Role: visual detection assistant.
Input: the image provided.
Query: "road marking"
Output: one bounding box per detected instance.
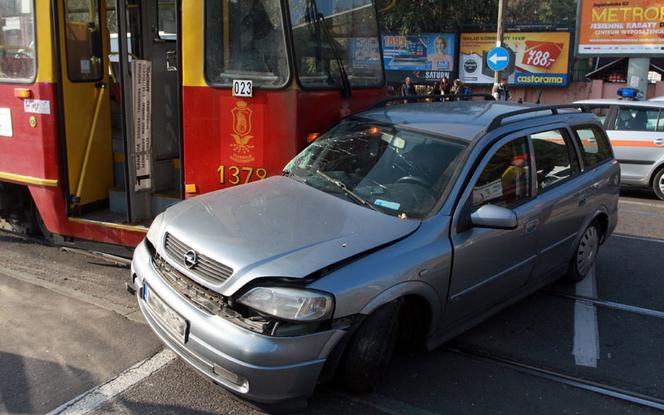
[572,267,600,368]
[46,349,176,415]
[619,199,664,209]
[330,390,439,415]
[612,233,664,244]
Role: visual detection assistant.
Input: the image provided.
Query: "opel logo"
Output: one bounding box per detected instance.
[183,250,198,269]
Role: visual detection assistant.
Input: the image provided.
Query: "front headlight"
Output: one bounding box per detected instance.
[146,213,165,245]
[237,287,334,322]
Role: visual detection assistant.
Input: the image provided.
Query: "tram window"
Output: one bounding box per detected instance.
[157,0,176,41]
[65,0,103,82]
[205,0,289,88]
[288,0,384,89]
[0,0,36,83]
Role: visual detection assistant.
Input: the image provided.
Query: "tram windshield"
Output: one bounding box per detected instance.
[205,0,289,88]
[288,0,383,89]
[0,0,36,82]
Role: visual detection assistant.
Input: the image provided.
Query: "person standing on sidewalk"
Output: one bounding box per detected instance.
[401,77,416,96]
[492,78,512,101]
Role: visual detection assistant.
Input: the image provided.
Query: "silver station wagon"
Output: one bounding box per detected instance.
[130,99,619,411]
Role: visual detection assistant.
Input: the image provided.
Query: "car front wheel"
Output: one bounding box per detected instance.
[337,299,402,393]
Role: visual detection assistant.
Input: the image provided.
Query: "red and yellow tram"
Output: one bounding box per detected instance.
[0,0,386,250]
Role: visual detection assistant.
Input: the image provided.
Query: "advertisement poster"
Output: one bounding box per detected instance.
[577,0,664,56]
[382,33,456,75]
[459,32,571,87]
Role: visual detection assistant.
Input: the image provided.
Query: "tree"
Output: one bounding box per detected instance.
[377,0,577,34]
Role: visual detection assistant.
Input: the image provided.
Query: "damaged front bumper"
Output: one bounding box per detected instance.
[131,239,347,405]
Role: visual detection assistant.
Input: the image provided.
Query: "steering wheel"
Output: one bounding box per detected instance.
[396,175,435,192]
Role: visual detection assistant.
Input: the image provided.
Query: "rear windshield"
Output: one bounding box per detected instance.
[284,120,466,219]
[205,0,289,88]
[0,0,36,83]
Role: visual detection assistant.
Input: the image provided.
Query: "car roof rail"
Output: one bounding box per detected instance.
[373,93,496,108]
[486,104,592,132]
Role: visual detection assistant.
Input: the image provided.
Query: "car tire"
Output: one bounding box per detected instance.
[563,221,601,283]
[337,299,402,393]
[653,168,664,200]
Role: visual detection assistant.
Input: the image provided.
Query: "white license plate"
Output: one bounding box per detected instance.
[232,79,253,97]
[144,283,188,343]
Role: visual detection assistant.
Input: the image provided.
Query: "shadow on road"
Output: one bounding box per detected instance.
[0,351,95,414]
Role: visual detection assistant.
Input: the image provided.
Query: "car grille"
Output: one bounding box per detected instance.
[164,233,233,284]
[152,253,225,315]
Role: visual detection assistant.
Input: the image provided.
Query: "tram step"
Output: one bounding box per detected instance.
[108,187,180,217]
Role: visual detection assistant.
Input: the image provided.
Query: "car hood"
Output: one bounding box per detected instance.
[160,176,420,296]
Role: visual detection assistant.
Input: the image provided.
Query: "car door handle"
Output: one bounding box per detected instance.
[655,138,664,147]
[526,219,539,234]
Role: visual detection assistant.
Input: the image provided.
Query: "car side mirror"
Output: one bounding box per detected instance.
[470,204,518,230]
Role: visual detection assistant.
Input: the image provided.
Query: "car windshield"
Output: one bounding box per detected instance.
[284,120,466,219]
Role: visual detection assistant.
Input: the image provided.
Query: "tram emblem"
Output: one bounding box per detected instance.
[230,101,255,163]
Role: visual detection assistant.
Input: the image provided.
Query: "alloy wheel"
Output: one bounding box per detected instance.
[577,226,599,276]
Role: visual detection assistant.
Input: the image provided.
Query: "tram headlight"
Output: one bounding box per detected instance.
[146,213,165,245]
[237,286,334,322]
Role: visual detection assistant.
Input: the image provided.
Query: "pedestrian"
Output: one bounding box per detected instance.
[450,79,470,99]
[401,76,416,96]
[430,77,450,98]
[492,78,512,101]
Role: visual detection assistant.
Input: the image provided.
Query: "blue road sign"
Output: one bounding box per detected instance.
[487,47,509,72]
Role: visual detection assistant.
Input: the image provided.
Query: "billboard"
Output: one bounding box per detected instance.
[459,32,571,87]
[577,0,664,56]
[382,33,456,76]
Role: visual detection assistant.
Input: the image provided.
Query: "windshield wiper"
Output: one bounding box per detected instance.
[314,170,378,212]
[307,0,352,98]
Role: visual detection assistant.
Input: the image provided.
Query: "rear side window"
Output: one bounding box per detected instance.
[613,108,662,131]
[472,137,531,209]
[0,0,36,83]
[573,125,613,169]
[531,129,580,191]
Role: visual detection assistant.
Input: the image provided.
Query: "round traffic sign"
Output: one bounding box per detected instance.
[487,47,510,72]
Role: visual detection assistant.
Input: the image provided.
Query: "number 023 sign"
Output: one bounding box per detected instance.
[232,80,253,97]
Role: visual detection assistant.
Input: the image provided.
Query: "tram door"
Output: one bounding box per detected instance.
[58,0,113,211]
[119,0,182,223]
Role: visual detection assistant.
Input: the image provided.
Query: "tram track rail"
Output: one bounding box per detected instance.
[0,228,131,268]
[446,346,664,412]
[542,290,664,320]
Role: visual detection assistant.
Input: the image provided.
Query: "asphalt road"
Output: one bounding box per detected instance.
[1,190,662,415]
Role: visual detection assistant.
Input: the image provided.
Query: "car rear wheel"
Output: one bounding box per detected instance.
[564,222,600,283]
[337,299,402,393]
[653,168,664,200]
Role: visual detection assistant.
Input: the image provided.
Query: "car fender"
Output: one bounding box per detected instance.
[572,204,612,253]
[359,280,442,335]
